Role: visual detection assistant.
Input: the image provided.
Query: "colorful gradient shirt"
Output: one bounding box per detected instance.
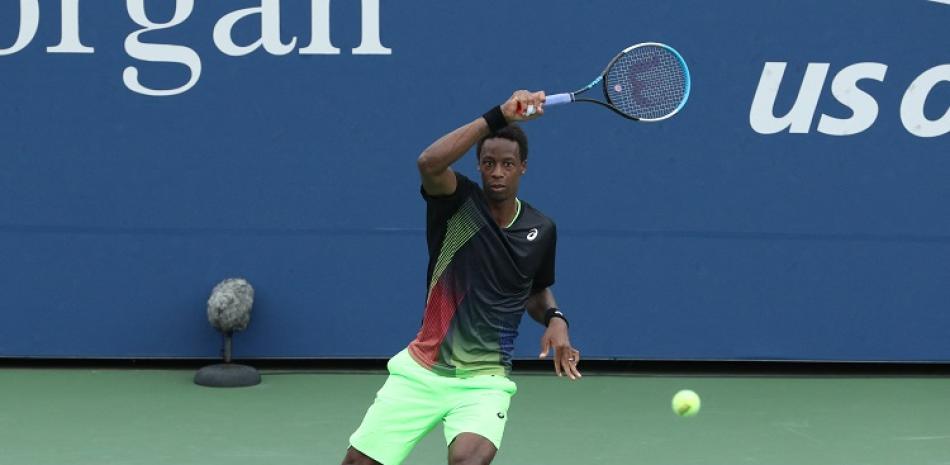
[407,173,556,377]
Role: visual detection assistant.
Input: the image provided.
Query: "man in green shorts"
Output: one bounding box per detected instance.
[340,90,581,465]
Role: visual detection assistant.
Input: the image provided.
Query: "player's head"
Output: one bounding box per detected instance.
[476,124,528,202]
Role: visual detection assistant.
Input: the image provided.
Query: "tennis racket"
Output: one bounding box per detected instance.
[526,43,691,121]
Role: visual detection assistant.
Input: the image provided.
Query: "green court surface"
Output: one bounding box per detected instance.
[1,368,948,465]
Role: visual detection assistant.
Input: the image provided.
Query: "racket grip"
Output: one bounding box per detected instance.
[545,93,573,106]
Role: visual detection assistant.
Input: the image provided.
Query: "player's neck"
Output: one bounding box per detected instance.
[487,197,521,229]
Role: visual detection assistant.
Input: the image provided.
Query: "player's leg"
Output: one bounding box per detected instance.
[443,375,517,465]
[341,446,382,465]
[345,349,445,465]
[447,432,497,465]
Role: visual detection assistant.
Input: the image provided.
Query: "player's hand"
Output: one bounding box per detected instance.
[501,90,545,122]
[539,319,582,380]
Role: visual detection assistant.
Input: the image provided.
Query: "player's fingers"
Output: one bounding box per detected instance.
[533,91,548,117]
[524,92,540,116]
[519,98,534,117]
[533,91,546,107]
[568,349,582,379]
[560,347,576,380]
[566,349,579,365]
[569,364,582,380]
[539,338,551,359]
[553,347,563,377]
[506,90,528,118]
[523,91,537,108]
[508,90,545,119]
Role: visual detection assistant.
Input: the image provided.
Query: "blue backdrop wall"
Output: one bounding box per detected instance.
[1,0,948,361]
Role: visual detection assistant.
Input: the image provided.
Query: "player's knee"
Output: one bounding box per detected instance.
[340,447,381,465]
[449,432,497,465]
[448,451,493,465]
[340,455,380,465]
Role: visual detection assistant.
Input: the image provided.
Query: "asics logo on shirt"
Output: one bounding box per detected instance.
[527,228,538,241]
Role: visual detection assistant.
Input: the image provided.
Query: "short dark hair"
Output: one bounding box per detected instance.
[476,124,528,162]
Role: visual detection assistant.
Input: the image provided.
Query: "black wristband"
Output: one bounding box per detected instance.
[482,105,508,133]
[544,307,568,328]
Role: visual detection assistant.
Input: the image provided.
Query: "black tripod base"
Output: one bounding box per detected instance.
[194,363,261,387]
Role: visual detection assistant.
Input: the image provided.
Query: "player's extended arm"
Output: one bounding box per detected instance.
[417,90,545,196]
[527,288,582,380]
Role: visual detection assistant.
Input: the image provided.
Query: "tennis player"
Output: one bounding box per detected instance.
[340,90,581,465]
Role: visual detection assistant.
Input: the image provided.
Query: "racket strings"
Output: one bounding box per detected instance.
[606,46,688,120]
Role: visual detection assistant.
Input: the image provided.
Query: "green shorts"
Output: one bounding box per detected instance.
[348,348,518,465]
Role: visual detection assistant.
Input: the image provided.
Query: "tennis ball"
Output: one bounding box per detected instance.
[672,389,701,417]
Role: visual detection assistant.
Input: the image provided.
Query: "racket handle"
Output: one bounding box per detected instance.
[545,93,573,106]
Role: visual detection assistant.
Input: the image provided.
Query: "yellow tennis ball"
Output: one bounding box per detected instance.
[672,389,701,417]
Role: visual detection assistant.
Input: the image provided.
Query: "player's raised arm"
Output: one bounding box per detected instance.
[417,90,545,196]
